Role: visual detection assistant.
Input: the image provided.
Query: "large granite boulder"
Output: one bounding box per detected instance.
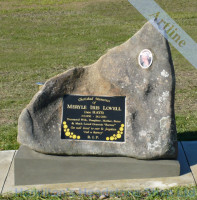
[18,22,177,159]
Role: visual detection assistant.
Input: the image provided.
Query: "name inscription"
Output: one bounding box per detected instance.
[61,95,125,142]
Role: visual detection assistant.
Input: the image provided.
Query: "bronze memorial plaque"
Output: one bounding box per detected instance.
[61,95,125,142]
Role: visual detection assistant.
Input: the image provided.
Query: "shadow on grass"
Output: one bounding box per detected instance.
[177,131,197,141]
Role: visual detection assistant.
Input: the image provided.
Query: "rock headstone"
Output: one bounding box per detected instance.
[18,22,177,160]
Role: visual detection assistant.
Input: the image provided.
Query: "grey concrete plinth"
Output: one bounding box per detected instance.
[14,146,180,186]
[0,150,15,192]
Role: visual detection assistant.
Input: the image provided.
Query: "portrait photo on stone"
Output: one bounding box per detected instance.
[138,49,153,69]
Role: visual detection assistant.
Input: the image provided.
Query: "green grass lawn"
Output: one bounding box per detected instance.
[1,186,197,199]
[0,0,196,150]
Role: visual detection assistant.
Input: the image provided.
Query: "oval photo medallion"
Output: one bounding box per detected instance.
[138,49,153,69]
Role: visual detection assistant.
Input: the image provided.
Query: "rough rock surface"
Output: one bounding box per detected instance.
[18,22,177,159]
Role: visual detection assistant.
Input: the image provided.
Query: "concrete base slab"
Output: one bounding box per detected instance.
[182,141,197,184]
[14,145,180,186]
[1,142,195,194]
[3,163,195,194]
[178,142,191,175]
[0,151,15,193]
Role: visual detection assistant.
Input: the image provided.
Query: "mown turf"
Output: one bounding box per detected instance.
[1,186,197,200]
[0,0,196,150]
